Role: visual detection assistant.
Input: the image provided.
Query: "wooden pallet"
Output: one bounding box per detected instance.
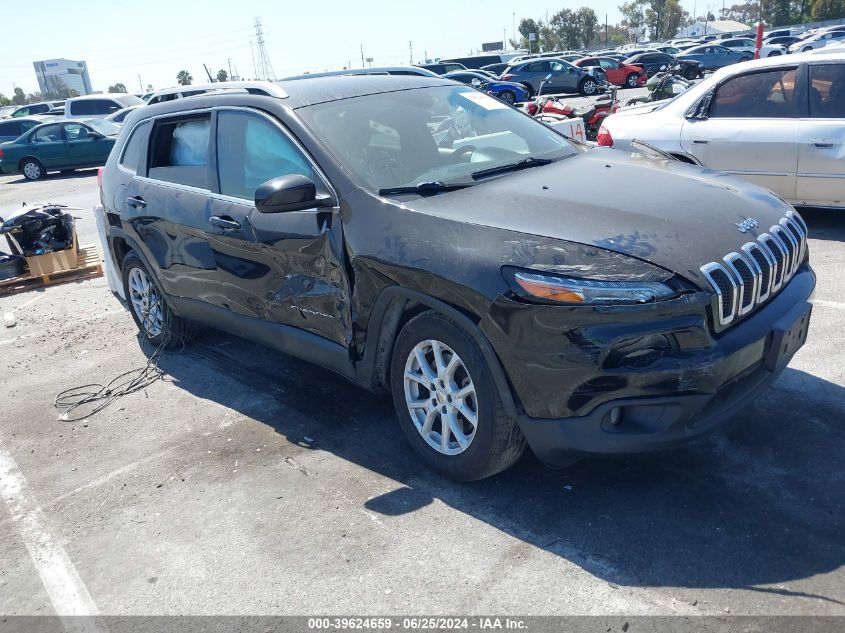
[0,245,103,297]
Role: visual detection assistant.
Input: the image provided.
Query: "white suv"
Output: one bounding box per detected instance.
[599,51,845,209]
[64,93,144,119]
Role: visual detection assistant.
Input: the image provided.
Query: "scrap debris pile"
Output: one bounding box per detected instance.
[0,203,77,256]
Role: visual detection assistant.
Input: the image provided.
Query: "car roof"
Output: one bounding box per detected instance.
[281,66,437,80]
[705,49,845,81]
[68,93,133,101]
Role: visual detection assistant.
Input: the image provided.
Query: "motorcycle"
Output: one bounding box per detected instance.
[624,64,694,106]
[525,75,618,142]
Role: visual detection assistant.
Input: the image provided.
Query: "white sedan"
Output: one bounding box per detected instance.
[720,37,787,58]
[598,51,845,210]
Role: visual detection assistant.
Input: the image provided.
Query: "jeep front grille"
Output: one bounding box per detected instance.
[700,210,807,328]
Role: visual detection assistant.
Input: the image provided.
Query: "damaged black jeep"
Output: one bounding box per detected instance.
[100,77,815,481]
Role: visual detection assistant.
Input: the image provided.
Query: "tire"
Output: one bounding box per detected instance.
[520,83,534,98]
[802,46,812,53]
[767,50,781,57]
[499,90,516,104]
[579,77,598,96]
[683,66,698,80]
[121,251,191,349]
[625,73,639,88]
[390,311,526,481]
[21,158,44,181]
[739,56,752,62]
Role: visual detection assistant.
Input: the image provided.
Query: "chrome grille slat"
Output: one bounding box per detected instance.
[700,211,808,329]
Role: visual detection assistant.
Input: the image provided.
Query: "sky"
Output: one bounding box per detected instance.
[0,0,689,96]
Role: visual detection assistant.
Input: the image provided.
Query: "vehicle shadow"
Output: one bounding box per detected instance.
[150,328,844,600]
[4,169,98,185]
[800,207,845,243]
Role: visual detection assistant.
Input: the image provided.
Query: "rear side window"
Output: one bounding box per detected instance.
[119,121,152,173]
[71,99,122,116]
[29,104,49,115]
[808,63,845,119]
[216,111,314,200]
[148,115,211,188]
[31,124,61,142]
[526,61,550,73]
[710,68,798,118]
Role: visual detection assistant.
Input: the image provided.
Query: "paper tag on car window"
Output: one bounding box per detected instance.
[459,91,509,110]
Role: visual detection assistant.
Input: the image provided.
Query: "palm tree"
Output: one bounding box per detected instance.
[176,70,193,86]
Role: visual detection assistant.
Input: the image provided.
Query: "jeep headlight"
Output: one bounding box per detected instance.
[506,269,678,305]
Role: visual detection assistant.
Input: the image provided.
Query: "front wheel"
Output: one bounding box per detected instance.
[625,73,639,88]
[683,66,698,80]
[767,50,781,57]
[499,90,516,104]
[390,311,526,481]
[579,77,598,96]
[122,251,191,348]
[21,158,44,181]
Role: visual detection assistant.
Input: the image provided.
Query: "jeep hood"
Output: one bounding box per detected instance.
[399,149,796,289]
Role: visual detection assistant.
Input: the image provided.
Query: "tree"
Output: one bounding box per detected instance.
[108,82,128,93]
[0,93,10,106]
[216,69,228,82]
[811,0,845,19]
[574,8,599,47]
[517,18,541,50]
[176,70,193,86]
[12,87,26,106]
[619,1,648,41]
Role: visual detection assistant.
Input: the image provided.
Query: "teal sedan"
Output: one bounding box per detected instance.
[0,119,119,180]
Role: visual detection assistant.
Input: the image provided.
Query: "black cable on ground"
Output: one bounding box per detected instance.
[54,300,186,422]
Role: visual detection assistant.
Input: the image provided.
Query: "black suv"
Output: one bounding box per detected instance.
[101,76,815,481]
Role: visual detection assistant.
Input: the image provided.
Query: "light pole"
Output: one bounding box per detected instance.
[512,12,516,50]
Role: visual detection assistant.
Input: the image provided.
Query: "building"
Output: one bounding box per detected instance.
[33,59,93,98]
[676,20,751,38]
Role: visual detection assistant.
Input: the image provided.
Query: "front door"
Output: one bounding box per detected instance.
[27,123,67,169]
[62,122,106,167]
[205,108,352,348]
[681,66,800,201]
[796,61,845,207]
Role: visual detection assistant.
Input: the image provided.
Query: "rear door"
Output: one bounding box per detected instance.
[124,112,221,304]
[797,61,845,207]
[62,122,105,167]
[27,123,67,168]
[205,108,352,347]
[681,65,800,200]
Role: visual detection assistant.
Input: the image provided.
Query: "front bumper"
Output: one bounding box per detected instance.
[480,267,815,465]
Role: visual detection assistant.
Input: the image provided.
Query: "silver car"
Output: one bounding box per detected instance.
[599,51,845,209]
[501,58,607,96]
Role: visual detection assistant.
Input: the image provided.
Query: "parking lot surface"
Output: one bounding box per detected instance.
[0,170,842,615]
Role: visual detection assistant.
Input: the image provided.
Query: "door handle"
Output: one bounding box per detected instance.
[691,137,709,144]
[126,196,146,209]
[209,215,241,230]
[810,139,835,149]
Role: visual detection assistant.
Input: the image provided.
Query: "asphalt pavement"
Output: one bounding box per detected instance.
[0,168,842,616]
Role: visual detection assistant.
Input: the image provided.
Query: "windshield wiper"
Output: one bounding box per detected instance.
[378,181,473,196]
[470,156,554,181]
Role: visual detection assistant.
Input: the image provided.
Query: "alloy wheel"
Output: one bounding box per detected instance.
[128,267,164,338]
[403,339,478,456]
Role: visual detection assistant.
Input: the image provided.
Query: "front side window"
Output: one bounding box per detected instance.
[809,63,845,118]
[710,68,798,118]
[599,59,618,70]
[217,111,315,200]
[63,122,89,140]
[13,107,30,117]
[299,85,578,193]
[31,124,61,143]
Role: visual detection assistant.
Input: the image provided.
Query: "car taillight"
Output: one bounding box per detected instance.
[596,126,613,147]
[501,74,514,81]
[0,148,4,158]
[97,166,104,189]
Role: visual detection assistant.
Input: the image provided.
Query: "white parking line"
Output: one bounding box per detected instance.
[0,444,100,617]
[814,299,845,310]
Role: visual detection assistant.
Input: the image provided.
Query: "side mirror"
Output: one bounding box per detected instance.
[88,131,104,140]
[255,174,332,213]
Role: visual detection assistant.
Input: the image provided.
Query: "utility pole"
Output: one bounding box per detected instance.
[250,40,257,79]
[228,58,234,81]
[512,12,516,49]
[361,44,365,68]
[137,74,143,92]
[606,14,609,46]
[408,41,414,65]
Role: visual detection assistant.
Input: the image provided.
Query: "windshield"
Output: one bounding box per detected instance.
[84,119,121,135]
[298,85,578,193]
[116,94,144,107]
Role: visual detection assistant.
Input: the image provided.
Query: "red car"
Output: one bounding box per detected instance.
[574,57,647,88]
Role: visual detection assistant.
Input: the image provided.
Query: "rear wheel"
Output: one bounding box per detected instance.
[767,50,781,57]
[625,73,639,88]
[683,66,698,80]
[21,158,44,181]
[122,251,191,348]
[390,311,526,481]
[739,55,752,62]
[579,77,599,96]
[499,90,516,104]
